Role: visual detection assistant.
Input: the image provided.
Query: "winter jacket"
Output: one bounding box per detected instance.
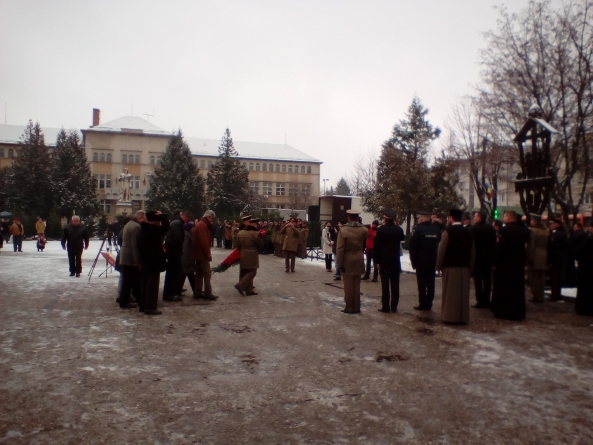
[528,225,549,270]
[181,230,195,274]
[365,226,377,250]
[9,223,24,236]
[35,220,46,234]
[61,224,89,251]
[321,226,334,255]
[137,215,170,274]
[192,217,213,261]
[373,220,404,274]
[120,220,141,266]
[164,217,184,258]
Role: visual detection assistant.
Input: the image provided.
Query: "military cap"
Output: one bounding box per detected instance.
[416,210,432,216]
[346,209,361,216]
[250,218,260,223]
[382,209,397,219]
[241,215,252,221]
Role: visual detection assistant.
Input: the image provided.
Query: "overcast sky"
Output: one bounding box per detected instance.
[1,0,536,187]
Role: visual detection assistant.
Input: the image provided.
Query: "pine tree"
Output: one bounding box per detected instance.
[146,130,206,218]
[51,129,99,218]
[335,177,351,196]
[7,120,54,218]
[206,128,250,218]
[367,97,440,234]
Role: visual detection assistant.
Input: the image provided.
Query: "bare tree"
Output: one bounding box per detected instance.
[347,149,379,197]
[478,0,593,219]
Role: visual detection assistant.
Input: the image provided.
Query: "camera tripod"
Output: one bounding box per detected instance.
[88,236,118,281]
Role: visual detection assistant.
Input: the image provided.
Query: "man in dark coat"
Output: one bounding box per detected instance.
[61,215,90,277]
[470,212,497,308]
[409,210,441,311]
[373,209,405,313]
[575,223,593,316]
[566,223,588,287]
[547,218,567,301]
[491,211,529,320]
[137,211,169,315]
[163,210,191,302]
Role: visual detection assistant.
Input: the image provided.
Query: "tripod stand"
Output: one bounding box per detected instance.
[88,237,116,281]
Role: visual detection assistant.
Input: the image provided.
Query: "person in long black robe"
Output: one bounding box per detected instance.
[491,213,529,321]
[575,230,593,316]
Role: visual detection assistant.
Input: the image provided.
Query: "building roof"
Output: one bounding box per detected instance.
[0,124,82,146]
[83,116,173,136]
[185,137,321,163]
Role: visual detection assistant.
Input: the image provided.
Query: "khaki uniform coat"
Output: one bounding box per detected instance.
[281,225,300,252]
[528,225,549,270]
[236,226,264,269]
[120,220,141,266]
[336,222,369,276]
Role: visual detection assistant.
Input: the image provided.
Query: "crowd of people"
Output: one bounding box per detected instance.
[2,206,592,322]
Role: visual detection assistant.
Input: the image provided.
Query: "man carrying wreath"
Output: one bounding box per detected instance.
[234,218,264,296]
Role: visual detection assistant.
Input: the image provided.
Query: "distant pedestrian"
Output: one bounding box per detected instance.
[337,210,368,314]
[409,210,441,311]
[362,220,379,281]
[9,218,25,252]
[61,216,90,277]
[547,218,567,301]
[566,223,587,287]
[373,209,405,313]
[35,217,46,237]
[322,222,334,272]
[37,234,47,252]
[181,221,196,294]
[470,212,496,308]
[491,211,529,320]
[436,209,475,324]
[527,216,549,303]
[333,222,343,281]
[163,210,192,302]
[213,219,223,248]
[119,211,145,309]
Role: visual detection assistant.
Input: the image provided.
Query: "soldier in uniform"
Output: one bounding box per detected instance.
[373,209,405,313]
[234,218,264,296]
[337,209,369,314]
[409,210,441,311]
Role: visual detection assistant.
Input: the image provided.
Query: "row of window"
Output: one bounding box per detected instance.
[92,174,141,189]
[0,148,15,158]
[249,182,311,197]
[198,159,313,174]
[92,152,163,165]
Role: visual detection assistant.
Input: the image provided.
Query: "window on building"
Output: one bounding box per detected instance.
[249,163,254,171]
[301,166,306,173]
[306,166,311,174]
[289,183,298,196]
[150,156,155,165]
[100,200,111,215]
[93,152,98,162]
[288,165,293,173]
[99,152,105,163]
[135,155,140,164]
[263,182,272,196]
[243,162,247,168]
[134,176,140,189]
[255,163,260,171]
[301,184,311,197]
[262,163,267,172]
[276,182,285,195]
[106,153,112,162]
[200,160,205,168]
[8,148,15,158]
[250,181,259,194]
[275,164,280,172]
[208,160,213,169]
[282,164,286,173]
[294,165,299,173]
[0,148,4,157]
[156,156,162,165]
[99,174,105,189]
[92,174,98,187]
[106,175,112,188]
[122,154,128,163]
[585,194,591,204]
